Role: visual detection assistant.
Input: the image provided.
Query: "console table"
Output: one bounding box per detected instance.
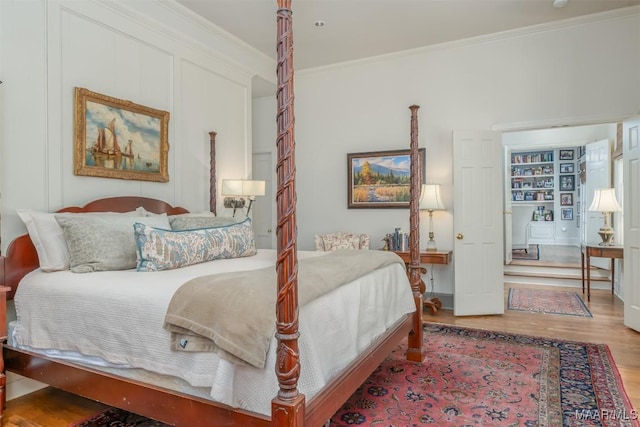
[392,250,452,314]
[580,243,623,302]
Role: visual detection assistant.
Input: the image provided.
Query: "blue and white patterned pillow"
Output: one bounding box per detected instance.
[134,217,257,271]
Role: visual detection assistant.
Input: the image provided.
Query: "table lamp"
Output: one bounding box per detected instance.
[221,179,266,217]
[588,188,621,246]
[419,184,446,251]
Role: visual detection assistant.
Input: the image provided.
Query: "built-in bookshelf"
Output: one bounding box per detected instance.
[510,150,555,205]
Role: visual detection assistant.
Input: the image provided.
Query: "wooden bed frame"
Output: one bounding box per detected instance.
[0,1,425,425]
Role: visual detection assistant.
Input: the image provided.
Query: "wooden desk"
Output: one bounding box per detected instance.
[580,243,623,302]
[392,250,452,314]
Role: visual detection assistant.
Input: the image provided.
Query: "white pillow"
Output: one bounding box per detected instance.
[17,210,70,272]
[17,209,139,272]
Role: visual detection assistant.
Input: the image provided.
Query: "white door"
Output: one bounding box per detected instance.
[252,152,274,249]
[453,130,504,316]
[584,139,612,269]
[503,146,513,264]
[623,117,640,332]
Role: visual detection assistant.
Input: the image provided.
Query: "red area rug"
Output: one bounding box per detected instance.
[508,287,593,317]
[71,324,637,427]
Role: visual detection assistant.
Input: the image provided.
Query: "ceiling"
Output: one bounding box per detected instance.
[176,0,640,71]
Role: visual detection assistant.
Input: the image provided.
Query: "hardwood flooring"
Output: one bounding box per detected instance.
[2,282,639,426]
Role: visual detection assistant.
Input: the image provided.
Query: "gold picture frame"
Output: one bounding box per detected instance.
[74,87,170,182]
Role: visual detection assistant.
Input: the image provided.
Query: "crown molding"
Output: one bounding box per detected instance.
[300,5,640,75]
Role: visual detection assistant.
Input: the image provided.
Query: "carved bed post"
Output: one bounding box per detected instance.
[208,131,217,216]
[272,0,305,426]
[406,105,425,363]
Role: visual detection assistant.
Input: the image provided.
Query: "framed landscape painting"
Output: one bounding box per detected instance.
[74,87,170,182]
[347,148,425,208]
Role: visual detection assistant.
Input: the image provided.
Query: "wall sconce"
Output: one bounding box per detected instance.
[420,184,446,252]
[588,188,621,246]
[221,179,266,217]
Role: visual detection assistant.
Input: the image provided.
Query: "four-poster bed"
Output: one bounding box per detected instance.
[0,1,425,426]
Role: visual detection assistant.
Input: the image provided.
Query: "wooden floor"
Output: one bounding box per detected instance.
[3,282,639,426]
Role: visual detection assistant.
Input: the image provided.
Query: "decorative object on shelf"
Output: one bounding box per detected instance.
[419,184,446,251]
[560,193,573,206]
[559,163,574,174]
[346,148,425,209]
[221,179,266,217]
[383,228,409,252]
[561,208,573,221]
[559,175,575,191]
[559,149,574,160]
[74,87,170,182]
[588,188,622,246]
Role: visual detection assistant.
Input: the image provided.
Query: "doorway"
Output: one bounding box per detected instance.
[502,123,618,272]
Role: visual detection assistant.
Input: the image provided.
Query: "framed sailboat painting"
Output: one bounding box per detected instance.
[74,87,170,182]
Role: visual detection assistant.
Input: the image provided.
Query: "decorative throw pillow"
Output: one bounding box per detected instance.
[135,218,257,271]
[322,234,362,251]
[16,209,139,272]
[55,214,171,273]
[169,216,239,231]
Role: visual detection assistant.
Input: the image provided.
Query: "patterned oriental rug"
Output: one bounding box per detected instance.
[71,324,637,427]
[512,244,540,260]
[508,287,593,317]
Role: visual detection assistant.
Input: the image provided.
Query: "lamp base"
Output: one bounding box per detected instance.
[425,239,437,252]
[597,227,615,246]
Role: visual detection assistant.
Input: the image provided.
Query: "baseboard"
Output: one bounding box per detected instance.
[425,292,453,310]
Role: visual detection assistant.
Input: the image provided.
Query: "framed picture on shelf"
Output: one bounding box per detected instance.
[560,175,575,191]
[559,163,574,174]
[559,149,574,160]
[561,208,573,220]
[560,193,573,206]
[347,148,425,209]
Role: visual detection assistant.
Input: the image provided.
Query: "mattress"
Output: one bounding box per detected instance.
[9,249,416,415]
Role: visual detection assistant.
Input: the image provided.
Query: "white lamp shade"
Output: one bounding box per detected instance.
[419,184,446,211]
[221,179,266,197]
[588,188,621,213]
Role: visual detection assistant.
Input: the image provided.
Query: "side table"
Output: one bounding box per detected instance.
[391,250,452,314]
[580,243,623,302]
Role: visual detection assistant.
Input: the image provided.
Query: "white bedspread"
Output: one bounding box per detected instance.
[11,249,415,415]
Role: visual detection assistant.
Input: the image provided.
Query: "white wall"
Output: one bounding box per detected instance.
[253,8,640,294]
[0,0,274,250]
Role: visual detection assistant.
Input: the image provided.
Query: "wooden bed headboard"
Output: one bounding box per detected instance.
[1,131,219,301]
[1,196,189,300]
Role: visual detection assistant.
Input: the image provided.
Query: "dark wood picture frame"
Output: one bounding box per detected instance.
[347,148,425,208]
[559,163,574,174]
[559,149,574,160]
[74,87,170,182]
[561,208,573,220]
[559,175,575,191]
[560,193,573,206]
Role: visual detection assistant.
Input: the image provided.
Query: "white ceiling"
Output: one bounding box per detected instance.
[176,0,640,71]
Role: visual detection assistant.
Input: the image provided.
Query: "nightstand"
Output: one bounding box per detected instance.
[391,250,452,314]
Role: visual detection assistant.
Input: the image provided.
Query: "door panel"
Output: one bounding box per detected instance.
[453,130,504,316]
[624,117,640,332]
[585,139,612,270]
